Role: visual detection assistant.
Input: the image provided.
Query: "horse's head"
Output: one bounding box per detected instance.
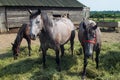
[82,21,97,58]
[11,43,19,60]
[29,9,43,40]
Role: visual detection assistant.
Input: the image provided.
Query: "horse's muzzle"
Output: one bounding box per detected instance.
[14,55,18,60]
[30,34,36,40]
[85,52,92,58]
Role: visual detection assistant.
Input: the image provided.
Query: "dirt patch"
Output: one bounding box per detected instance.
[0,33,40,52]
[0,31,120,53]
[102,32,120,43]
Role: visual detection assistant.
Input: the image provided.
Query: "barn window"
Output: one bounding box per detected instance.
[53,14,69,19]
[53,14,61,18]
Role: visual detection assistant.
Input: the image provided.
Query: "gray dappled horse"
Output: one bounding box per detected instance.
[78,20,101,79]
[29,9,75,71]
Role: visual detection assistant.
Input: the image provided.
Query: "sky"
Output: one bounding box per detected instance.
[78,0,120,11]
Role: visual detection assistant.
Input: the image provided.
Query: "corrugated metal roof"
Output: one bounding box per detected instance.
[0,0,85,7]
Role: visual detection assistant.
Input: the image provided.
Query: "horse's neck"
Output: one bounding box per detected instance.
[14,35,22,47]
[40,29,54,45]
[42,15,54,38]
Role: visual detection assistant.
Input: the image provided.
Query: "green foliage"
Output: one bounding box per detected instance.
[90,11,120,22]
[0,42,120,80]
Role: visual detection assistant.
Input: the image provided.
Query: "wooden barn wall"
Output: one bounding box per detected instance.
[0,7,89,33]
[42,9,85,24]
[6,8,85,28]
[6,8,30,29]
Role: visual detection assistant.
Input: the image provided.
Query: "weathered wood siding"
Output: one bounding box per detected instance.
[43,7,89,24]
[0,7,90,33]
[6,8,30,28]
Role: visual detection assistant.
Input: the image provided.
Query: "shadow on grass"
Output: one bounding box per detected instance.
[0,49,78,80]
[0,46,30,60]
[100,50,120,74]
[30,54,78,80]
[0,48,13,60]
[0,57,41,78]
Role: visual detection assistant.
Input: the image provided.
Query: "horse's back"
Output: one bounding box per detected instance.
[53,18,75,44]
[17,23,30,37]
[56,18,75,30]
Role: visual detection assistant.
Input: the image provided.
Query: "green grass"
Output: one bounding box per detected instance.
[0,42,120,80]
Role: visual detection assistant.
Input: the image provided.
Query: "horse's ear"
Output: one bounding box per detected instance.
[38,9,41,14]
[83,22,86,30]
[93,25,97,30]
[28,9,32,15]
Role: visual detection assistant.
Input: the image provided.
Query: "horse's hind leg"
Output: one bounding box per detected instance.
[42,47,47,68]
[95,48,100,69]
[70,30,75,55]
[55,47,61,71]
[60,45,64,57]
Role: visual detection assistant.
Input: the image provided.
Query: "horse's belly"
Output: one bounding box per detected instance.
[53,27,71,45]
[54,32,71,45]
[60,33,71,45]
[53,20,74,45]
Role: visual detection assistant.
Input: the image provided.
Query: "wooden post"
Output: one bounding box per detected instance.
[5,7,9,31]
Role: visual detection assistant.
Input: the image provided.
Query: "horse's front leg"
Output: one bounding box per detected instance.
[28,40,31,56]
[26,37,31,56]
[55,48,61,71]
[82,48,88,79]
[95,48,100,69]
[82,56,88,79]
[42,47,47,68]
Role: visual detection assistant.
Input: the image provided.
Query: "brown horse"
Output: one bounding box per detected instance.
[78,20,101,79]
[29,9,75,71]
[11,23,31,59]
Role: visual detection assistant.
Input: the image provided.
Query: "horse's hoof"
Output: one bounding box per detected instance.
[61,55,64,58]
[14,56,17,60]
[96,66,99,69]
[72,54,73,57]
[81,76,86,80]
[56,66,61,72]
[43,64,47,69]
[28,54,31,56]
[14,58,17,60]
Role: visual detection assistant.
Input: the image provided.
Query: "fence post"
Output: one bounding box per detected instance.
[5,7,9,31]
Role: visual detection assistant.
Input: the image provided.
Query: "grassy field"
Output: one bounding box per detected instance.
[0,41,120,80]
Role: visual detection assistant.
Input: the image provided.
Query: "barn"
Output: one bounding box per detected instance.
[0,0,89,33]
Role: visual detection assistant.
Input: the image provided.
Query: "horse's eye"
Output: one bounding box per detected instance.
[36,21,40,24]
[91,33,95,38]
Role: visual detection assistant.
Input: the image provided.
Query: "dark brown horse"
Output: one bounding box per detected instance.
[29,9,75,71]
[78,20,101,79]
[11,23,31,59]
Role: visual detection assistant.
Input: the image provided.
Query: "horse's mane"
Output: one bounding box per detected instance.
[29,10,40,19]
[41,12,53,28]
